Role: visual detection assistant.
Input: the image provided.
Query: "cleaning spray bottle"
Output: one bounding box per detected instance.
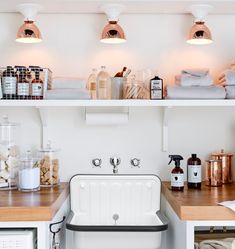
[169,155,184,191]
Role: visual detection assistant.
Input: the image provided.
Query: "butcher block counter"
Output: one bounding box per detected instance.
[0,182,69,221]
[162,181,235,221]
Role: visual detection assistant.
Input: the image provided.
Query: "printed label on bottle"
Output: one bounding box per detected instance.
[188,165,201,183]
[18,83,29,96]
[151,80,162,90]
[99,80,106,89]
[32,83,43,96]
[2,77,16,95]
[171,173,184,187]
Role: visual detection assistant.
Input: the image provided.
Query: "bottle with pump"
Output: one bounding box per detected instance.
[97,66,111,99]
[187,154,202,189]
[169,155,184,191]
[87,68,97,100]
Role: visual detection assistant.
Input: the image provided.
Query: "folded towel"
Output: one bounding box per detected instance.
[52,77,86,89]
[175,74,213,87]
[166,86,226,99]
[219,70,235,86]
[181,68,209,77]
[200,238,235,249]
[226,86,235,99]
[46,89,91,100]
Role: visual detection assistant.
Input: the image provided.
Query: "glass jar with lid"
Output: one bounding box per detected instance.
[18,150,40,192]
[123,75,146,99]
[0,115,20,190]
[39,141,59,187]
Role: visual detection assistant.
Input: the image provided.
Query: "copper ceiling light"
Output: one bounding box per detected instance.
[16,3,42,43]
[187,4,213,45]
[100,4,126,44]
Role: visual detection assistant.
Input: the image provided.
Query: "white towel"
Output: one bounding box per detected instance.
[225,86,235,99]
[46,89,91,100]
[218,70,235,86]
[166,86,226,99]
[52,77,86,89]
[200,238,235,249]
[175,74,213,87]
[181,68,209,77]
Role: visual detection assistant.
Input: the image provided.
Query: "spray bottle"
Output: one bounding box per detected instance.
[169,155,184,191]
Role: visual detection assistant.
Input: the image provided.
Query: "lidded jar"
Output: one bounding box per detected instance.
[39,141,60,187]
[18,150,40,192]
[0,115,20,190]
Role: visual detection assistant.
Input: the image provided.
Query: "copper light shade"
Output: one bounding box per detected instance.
[100,21,126,44]
[16,20,42,43]
[187,21,213,45]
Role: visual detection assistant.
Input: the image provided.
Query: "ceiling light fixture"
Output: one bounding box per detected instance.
[187,4,213,45]
[16,3,42,44]
[100,4,126,44]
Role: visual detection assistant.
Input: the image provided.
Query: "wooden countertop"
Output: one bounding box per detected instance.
[162,181,235,221]
[0,183,69,222]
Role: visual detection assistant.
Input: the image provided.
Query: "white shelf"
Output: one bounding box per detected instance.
[0,99,235,107]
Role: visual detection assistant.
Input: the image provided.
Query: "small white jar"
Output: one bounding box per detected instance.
[18,151,40,192]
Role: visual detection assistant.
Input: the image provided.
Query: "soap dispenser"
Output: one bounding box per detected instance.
[169,155,184,191]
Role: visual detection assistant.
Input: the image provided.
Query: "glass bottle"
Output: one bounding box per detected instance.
[0,116,20,190]
[18,150,40,192]
[187,154,202,189]
[16,66,30,100]
[31,67,43,100]
[87,68,97,100]
[97,66,111,99]
[2,66,17,99]
[39,141,60,187]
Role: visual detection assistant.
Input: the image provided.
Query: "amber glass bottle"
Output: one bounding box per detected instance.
[187,154,201,189]
[169,155,184,191]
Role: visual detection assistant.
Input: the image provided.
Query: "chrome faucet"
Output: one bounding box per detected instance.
[110,157,121,174]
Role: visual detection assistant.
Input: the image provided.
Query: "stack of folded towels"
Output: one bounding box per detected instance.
[218,62,235,99]
[167,69,226,99]
[46,77,91,100]
[195,238,235,249]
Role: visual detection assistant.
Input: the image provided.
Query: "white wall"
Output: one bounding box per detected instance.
[0,13,235,181]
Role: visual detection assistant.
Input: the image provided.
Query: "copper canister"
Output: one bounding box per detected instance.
[211,149,233,184]
[205,160,222,187]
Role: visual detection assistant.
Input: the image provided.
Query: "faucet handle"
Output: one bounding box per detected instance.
[110,157,121,166]
[92,158,102,168]
[131,158,141,168]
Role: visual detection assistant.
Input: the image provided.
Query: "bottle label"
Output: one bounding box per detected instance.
[18,83,29,96]
[32,83,43,96]
[151,80,162,99]
[171,173,184,187]
[99,80,106,89]
[2,77,16,95]
[188,165,201,183]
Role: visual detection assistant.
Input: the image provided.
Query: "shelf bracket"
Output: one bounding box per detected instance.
[36,107,49,148]
[162,106,172,152]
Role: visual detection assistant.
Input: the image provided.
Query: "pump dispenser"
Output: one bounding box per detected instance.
[169,155,184,191]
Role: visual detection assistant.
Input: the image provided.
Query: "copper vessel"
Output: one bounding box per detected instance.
[211,149,233,184]
[205,160,222,187]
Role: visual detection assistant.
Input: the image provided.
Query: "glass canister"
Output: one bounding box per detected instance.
[18,150,40,192]
[211,149,233,184]
[39,142,59,187]
[0,116,20,190]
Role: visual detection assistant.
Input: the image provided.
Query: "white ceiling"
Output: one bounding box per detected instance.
[1,0,235,14]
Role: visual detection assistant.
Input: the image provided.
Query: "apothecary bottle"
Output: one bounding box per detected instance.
[0,116,20,190]
[97,66,111,99]
[39,142,59,187]
[18,150,40,192]
[2,66,17,99]
[87,68,97,99]
[16,66,30,100]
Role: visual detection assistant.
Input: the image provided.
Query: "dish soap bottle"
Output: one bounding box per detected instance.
[97,66,111,99]
[187,154,201,189]
[87,68,97,99]
[169,155,184,191]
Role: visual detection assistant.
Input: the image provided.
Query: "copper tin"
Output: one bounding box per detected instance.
[211,149,233,184]
[205,160,222,187]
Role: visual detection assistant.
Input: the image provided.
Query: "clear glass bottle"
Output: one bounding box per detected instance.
[0,116,20,190]
[18,150,40,192]
[39,141,60,187]
[87,68,97,99]
[97,66,111,99]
